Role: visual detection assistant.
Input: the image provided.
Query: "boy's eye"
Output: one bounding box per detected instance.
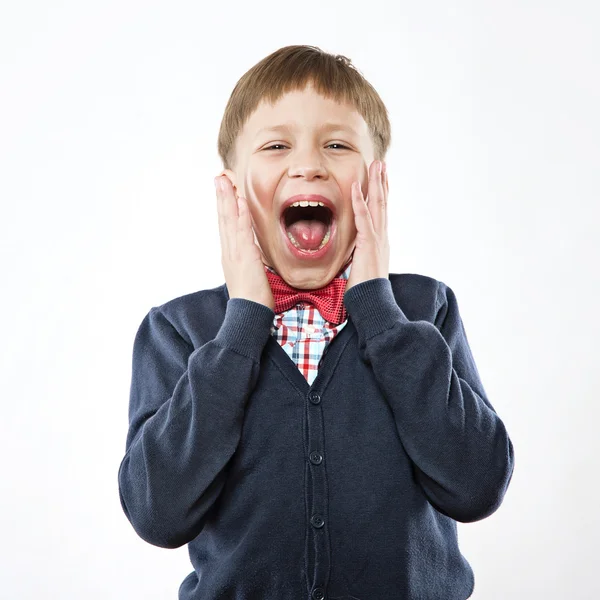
[263,143,350,151]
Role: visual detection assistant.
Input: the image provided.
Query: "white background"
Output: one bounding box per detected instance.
[2,1,598,598]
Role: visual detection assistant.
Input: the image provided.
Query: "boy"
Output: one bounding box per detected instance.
[118,45,515,600]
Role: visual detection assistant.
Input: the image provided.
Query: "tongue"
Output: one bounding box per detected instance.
[287,219,328,250]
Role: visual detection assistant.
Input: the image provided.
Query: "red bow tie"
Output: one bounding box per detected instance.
[265,269,348,325]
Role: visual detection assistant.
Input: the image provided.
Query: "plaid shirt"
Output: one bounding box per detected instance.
[266,259,352,386]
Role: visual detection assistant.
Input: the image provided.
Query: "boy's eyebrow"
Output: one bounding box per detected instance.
[254,122,358,138]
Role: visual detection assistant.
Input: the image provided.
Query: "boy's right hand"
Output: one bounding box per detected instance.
[215,175,275,312]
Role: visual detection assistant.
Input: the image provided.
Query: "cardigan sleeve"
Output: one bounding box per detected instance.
[343,277,515,523]
[117,298,275,548]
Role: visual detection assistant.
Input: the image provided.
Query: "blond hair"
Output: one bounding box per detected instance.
[217,45,391,170]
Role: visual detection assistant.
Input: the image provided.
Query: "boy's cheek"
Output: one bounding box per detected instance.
[244,175,280,216]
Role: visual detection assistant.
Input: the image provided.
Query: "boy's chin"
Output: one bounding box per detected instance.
[269,254,351,290]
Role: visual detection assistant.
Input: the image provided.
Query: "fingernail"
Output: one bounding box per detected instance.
[377,160,382,174]
[381,161,386,174]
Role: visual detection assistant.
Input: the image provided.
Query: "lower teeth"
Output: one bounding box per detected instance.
[287,227,331,252]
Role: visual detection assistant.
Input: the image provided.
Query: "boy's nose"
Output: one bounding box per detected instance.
[288,163,328,180]
[287,152,329,180]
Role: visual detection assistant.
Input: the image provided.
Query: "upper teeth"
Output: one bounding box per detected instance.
[290,201,325,208]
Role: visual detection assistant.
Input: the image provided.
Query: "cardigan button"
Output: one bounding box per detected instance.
[309,451,323,465]
[312,587,325,600]
[309,392,321,404]
[311,515,324,528]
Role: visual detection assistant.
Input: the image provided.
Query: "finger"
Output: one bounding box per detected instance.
[220,175,239,219]
[364,160,378,232]
[215,176,229,257]
[383,160,389,196]
[365,159,377,206]
[215,175,239,258]
[352,180,375,236]
[367,160,386,235]
[222,177,257,260]
[379,160,388,233]
[235,194,255,246]
[383,166,389,226]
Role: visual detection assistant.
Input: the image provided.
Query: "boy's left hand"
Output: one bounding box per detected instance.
[345,159,390,294]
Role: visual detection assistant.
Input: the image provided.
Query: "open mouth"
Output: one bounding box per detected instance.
[281,203,334,253]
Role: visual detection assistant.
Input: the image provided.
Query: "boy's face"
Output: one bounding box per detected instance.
[222,83,376,290]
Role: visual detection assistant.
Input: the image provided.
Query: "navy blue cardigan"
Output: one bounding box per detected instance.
[118,274,515,600]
